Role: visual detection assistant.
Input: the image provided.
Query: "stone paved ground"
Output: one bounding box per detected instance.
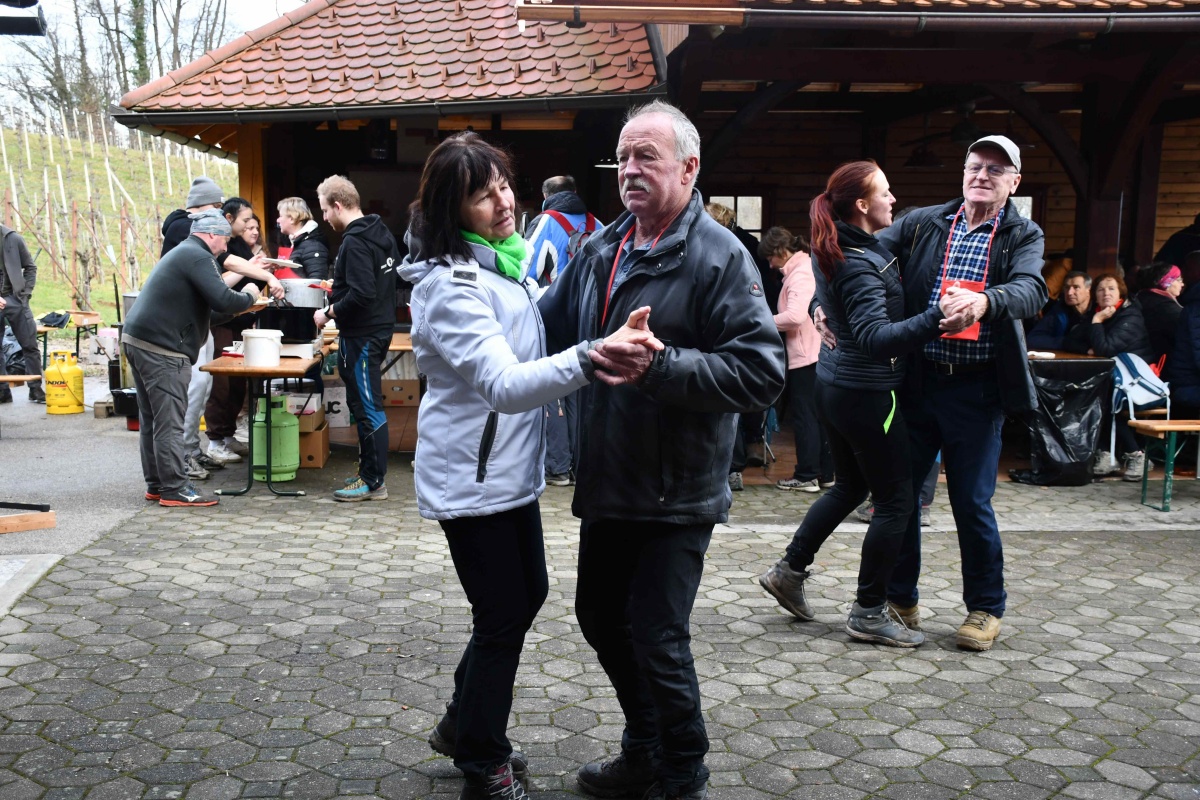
[0,458,1198,799]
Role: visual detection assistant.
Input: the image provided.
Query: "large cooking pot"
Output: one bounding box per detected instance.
[278,279,327,309]
[258,307,318,343]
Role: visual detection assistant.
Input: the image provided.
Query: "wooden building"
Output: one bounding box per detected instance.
[113,0,1200,271]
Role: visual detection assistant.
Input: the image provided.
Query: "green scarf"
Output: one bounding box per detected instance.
[460,230,527,281]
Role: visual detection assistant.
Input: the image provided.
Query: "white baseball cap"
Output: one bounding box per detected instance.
[967,135,1021,173]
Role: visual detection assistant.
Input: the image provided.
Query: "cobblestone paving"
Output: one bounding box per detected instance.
[0,464,1198,799]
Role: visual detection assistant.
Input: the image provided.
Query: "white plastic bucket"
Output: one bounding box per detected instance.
[243,329,282,368]
[95,327,120,359]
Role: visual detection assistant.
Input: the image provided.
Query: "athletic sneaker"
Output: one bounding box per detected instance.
[334,478,388,502]
[854,501,873,523]
[1122,451,1146,482]
[728,472,743,492]
[775,477,820,492]
[145,490,161,501]
[185,455,210,481]
[194,451,226,471]
[460,759,529,800]
[1092,450,1119,476]
[223,436,249,457]
[207,440,242,464]
[159,483,219,507]
[546,472,572,486]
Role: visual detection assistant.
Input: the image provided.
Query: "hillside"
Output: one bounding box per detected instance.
[1,118,237,330]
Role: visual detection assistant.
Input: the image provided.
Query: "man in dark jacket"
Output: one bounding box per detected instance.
[123,210,259,507]
[0,223,44,403]
[540,101,786,800]
[1155,212,1200,268]
[314,175,399,502]
[161,176,224,256]
[1027,270,1090,350]
[877,135,1047,653]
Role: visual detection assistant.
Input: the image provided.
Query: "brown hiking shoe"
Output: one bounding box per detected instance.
[888,602,920,630]
[956,610,1001,651]
[757,560,814,621]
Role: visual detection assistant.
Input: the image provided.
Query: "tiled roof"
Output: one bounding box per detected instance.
[118,0,658,113]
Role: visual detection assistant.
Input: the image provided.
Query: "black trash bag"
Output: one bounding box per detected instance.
[2,328,24,375]
[1011,366,1111,486]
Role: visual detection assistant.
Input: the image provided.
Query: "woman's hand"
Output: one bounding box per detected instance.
[604,306,665,351]
[1092,305,1116,323]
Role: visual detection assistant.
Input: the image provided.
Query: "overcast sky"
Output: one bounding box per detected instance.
[0,0,307,106]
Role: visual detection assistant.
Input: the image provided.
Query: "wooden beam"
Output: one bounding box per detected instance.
[701,81,804,172]
[237,124,267,217]
[983,83,1088,196]
[0,511,56,535]
[1131,124,1164,267]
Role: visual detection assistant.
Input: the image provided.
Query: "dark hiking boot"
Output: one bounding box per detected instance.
[757,560,814,621]
[846,602,924,647]
[642,782,708,800]
[28,386,45,404]
[460,759,529,800]
[429,713,528,783]
[577,751,657,798]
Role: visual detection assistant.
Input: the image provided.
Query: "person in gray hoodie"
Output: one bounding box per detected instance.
[400,132,661,800]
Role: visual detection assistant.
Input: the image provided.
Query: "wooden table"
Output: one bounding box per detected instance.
[35,311,105,369]
[201,354,324,497]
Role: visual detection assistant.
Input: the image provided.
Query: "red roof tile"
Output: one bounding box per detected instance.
[118,0,659,113]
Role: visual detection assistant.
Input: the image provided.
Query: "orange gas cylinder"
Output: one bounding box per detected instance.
[46,351,85,414]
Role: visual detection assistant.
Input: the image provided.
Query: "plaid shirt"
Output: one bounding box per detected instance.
[924,206,1005,364]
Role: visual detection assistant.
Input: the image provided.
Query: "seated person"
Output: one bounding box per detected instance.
[1066,272,1153,480]
[1062,272,1153,361]
[1028,270,1091,350]
[1135,262,1184,367]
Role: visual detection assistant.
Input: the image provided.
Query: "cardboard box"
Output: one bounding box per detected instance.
[324,384,350,428]
[94,399,115,419]
[283,392,320,415]
[296,405,326,433]
[385,406,419,452]
[299,421,330,468]
[383,379,421,407]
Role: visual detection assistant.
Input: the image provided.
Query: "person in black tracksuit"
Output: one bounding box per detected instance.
[313,176,399,502]
[758,161,947,648]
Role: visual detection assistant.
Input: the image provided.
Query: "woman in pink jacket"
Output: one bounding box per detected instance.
[760,227,833,492]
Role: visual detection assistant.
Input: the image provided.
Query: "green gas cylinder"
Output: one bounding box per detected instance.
[252,395,300,482]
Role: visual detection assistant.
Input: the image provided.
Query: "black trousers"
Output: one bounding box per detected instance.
[785,380,913,607]
[576,518,712,796]
[786,364,833,482]
[441,502,548,778]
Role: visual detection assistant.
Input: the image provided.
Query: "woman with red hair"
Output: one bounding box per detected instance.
[758,160,948,647]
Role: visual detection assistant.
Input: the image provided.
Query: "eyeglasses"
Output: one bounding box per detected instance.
[964,163,1017,177]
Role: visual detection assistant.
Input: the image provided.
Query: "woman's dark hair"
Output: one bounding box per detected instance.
[757,226,807,261]
[409,132,517,263]
[1094,271,1128,300]
[1138,261,1175,292]
[808,160,879,280]
[222,196,252,221]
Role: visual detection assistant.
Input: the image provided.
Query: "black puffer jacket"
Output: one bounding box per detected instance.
[815,222,943,390]
[160,209,192,256]
[539,189,787,525]
[1136,289,1181,363]
[289,223,330,281]
[1062,298,1154,361]
[878,197,1048,414]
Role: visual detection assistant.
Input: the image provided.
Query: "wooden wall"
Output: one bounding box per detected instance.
[695,109,1081,255]
[1155,120,1200,253]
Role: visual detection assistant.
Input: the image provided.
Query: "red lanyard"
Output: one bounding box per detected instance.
[601,222,670,327]
[938,205,1000,291]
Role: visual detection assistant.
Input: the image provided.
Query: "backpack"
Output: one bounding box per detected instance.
[544,210,597,268]
[1113,352,1170,416]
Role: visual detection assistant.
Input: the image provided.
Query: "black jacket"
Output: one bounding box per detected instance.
[877,197,1048,414]
[330,215,400,339]
[160,209,192,256]
[1136,289,1181,364]
[124,235,253,363]
[1166,283,1200,394]
[539,189,787,525]
[1063,299,1154,361]
[289,224,330,281]
[1155,224,1200,269]
[815,222,943,390]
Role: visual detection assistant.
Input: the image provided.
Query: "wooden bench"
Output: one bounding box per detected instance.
[1127,419,1200,511]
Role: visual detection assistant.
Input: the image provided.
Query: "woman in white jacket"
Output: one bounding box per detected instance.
[399,132,661,800]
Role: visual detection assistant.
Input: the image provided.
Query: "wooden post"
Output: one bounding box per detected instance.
[147,151,157,202]
[104,157,116,211]
[46,112,55,165]
[0,126,8,173]
[71,200,80,296]
[164,150,173,197]
[85,114,96,159]
[22,119,31,170]
[56,163,66,211]
[119,206,127,282]
[60,107,72,161]
[7,168,17,214]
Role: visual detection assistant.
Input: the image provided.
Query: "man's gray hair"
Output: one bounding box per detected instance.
[624,100,702,182]
[1064,270,1092,288]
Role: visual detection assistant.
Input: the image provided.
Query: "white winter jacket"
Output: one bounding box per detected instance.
[400,242,594,520]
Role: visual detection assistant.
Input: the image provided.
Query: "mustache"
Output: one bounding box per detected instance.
[621,178,651,194]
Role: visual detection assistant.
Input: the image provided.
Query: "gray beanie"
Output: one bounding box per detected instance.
[189,208,232,236]
[186,176,224,208]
